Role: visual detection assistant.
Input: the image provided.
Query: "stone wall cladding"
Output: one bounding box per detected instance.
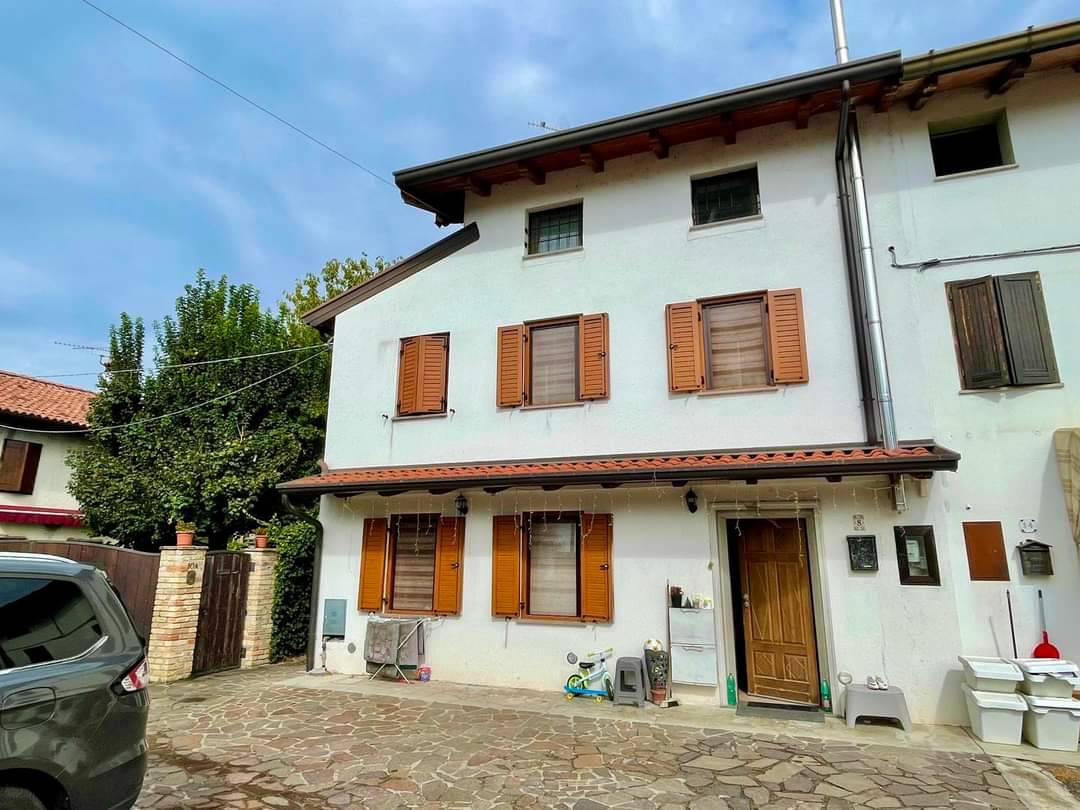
[240,549,278,668]
[147,546,207,683]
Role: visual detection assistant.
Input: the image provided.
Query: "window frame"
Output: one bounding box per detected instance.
[523,512,582,621]
[395,332,450,418]
[526,201,584,257]
[928,110,1014,179]
[385,513,441,615]
[0,575,108,674]
[894,525,941,586]
[700,292,773,392]
[524,315,581,407]
[690,165,761,227]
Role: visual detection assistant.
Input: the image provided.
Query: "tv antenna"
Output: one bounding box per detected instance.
[527,120,561,132]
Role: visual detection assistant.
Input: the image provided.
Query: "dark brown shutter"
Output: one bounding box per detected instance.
[946,277,1010,389]
[496,325,525,407]
[766,289,809,384]
[995,273,1059,386]
[963,521,1010,581]
[358,518,388,612]
[579,513,613,622]
[491,515,522,617]
[0,440,39,494]
[416,335,449,414]
[666,302,704,392]
[433,516,464,615]
[397,338,421,415]
[578,313,609,400]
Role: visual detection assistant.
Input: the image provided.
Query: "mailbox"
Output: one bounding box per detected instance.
[322,598,347,636]
[1017,540,1053,576]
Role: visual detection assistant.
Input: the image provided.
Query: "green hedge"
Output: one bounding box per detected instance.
[269,518,316,662]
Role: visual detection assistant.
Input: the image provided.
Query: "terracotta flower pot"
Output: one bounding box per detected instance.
[176,530,195,547]
[650,687,666,704]
[254,533,269,550]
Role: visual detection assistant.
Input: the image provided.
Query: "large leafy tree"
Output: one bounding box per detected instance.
[68,263,383,550]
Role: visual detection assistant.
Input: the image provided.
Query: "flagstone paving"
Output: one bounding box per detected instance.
[135,663,1041,809]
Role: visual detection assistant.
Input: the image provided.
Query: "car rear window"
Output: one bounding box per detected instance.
[0,577,104,669]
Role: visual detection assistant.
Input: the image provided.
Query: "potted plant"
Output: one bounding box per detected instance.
[175,521,196,547]
[253,526,270,550]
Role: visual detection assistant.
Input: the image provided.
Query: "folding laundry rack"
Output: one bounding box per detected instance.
[364,617,426,682]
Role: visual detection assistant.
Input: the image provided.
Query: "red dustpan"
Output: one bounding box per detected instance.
[1033,589,1061,659]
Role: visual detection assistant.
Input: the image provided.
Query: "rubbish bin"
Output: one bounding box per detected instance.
[1011,658,1080,698]
[958,656,1023,693]
[961,684,1026,745]
[1021,694,1080,751]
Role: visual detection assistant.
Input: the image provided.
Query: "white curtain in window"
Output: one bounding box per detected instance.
[706,300,768,389]
[529,521,577,616]
[531,323,578,405]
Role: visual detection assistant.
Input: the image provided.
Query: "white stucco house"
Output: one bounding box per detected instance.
[0,370,93,540]
[281,21,1080,725]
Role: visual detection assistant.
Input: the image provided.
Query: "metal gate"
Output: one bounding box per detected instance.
[192,551,250,675]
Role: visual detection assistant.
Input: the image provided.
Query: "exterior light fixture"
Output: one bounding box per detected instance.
[684,489,698,514]
[455,494,469,516]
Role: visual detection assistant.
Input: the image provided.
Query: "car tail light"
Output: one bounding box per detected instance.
[117,658,149,693]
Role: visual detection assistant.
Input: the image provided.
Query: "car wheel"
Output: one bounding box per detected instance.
[0,786,47,810]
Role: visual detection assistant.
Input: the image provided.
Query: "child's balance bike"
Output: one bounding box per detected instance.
[563,647,615,702]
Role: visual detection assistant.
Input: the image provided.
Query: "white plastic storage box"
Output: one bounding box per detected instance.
[1011,658,1080,698]
[958,656,1023,693]
[961,685,1026,745]
[1021,695,1080,752]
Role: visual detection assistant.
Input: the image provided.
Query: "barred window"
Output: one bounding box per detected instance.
[691,168,760,226]
[528,203,583,255]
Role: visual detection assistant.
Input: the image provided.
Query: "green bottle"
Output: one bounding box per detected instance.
[726,673,737,707]
[821,679,832,713]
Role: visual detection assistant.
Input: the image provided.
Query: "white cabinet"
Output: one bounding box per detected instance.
[669,607,718,686]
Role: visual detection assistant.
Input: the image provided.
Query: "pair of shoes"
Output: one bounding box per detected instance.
[865,675,889,691]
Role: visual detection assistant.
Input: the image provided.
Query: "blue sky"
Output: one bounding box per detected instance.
[2,0,1075,382]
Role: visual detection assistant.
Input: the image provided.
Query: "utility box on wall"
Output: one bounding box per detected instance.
[323,598,347,636]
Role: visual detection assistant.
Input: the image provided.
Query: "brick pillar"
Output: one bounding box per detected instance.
[240,548,278,668]
[147,545,207,683]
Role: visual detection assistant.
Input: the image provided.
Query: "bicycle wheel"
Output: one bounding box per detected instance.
[603,674,615,700]
[566,673,585,692]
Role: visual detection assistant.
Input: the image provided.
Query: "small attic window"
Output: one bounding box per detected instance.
[929,111,1014,177]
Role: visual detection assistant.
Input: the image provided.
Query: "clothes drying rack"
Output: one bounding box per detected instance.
[368,618,426,683]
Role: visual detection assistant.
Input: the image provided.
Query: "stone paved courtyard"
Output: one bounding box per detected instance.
[134,663,1068,810]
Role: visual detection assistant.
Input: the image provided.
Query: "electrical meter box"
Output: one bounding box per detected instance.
[322,598,347,637]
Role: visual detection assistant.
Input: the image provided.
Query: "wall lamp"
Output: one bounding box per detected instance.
[455,494,469,516]
[684,489,698,514]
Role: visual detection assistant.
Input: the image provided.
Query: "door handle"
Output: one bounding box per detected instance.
[450,562,460,569]
[599,564,609,571]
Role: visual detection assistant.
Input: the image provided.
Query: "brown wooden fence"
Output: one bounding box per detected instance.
[0,539,159,639]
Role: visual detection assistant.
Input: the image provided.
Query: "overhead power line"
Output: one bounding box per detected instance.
[1,347,331,436]
[35,342,333,379]
[77,0,395,188]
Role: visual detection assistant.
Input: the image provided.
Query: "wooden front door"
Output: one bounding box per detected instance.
[739,518,820,704]
[192,551,250,675]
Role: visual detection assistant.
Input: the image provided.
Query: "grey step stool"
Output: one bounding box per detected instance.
[844,683,912,731]
[614,657,647,706]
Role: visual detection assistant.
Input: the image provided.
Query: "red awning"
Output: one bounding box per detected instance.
[0,504,85,527]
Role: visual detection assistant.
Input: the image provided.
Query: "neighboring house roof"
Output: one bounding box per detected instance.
[395,19,1080,224]
[279,443,959,496]
[303,222,479,332]
[0,370,94,429]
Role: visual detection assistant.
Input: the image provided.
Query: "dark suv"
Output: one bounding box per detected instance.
[0,553,149,810]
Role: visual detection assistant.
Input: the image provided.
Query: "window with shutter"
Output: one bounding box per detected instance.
[529,321,579,406]
[491,515,522,617]
[358,518,388,612]
[397,334,449,416]
[666,301,705,392]
[578,313,609,400]
[0,440,41,495]
[704,298,769,389]
[946,272,1057,389]
[496,325,525,407]
[766,289,809,384]
[579,513,613,622]
[433,516,464,615]
[499,315,610,408]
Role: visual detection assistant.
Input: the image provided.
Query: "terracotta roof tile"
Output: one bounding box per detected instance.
[0,370,94,429]
[280,443,958,495]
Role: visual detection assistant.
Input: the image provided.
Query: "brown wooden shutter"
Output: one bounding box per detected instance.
[496,325,525,407]
[578,313,609,400]
[358,518,388,612]
[416,335,449,414]
[946,277,1010,389]
[666,301,704,392]
[766,289,809,384]
[0,440,39,494]
[962,521,1010,581]
[995,273,1058,386]
[397,338,421,415]
[580,513,613,622]
[433,516,464,615]
[491,515,522,617]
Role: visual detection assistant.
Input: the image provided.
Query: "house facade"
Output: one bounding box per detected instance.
[0,371,93,540]
[281,22,1080,725]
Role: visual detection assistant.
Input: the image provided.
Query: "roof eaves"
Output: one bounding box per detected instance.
[301,222,480,331]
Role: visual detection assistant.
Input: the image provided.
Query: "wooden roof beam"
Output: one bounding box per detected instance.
[987,54,1031,96]
[579,146,604,173]
[908,75,938,111]
[647,129,669,159]
[874,83,900,113]
[516,161,545,185]
[465,176,491,197]
[795,96,813,130]
[718,112,736,145]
